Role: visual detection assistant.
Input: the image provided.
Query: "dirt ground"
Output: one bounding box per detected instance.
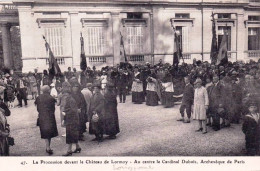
[7,95,246,156]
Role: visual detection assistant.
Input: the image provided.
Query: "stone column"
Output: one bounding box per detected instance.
[1,23,13,69]
[111,12,121,65]
[237,13,246,61]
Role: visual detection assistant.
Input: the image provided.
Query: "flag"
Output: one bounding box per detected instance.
[173,29,183,67]
[216,30,228,66]
[80,32,87,71]
[120,32,127,62]
[210,13,218,64]
[43,36,61,80]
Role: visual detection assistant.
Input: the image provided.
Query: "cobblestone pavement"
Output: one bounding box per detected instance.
[7,95,245,156]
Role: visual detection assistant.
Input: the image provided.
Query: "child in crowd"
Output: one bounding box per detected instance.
[242,101,260,156]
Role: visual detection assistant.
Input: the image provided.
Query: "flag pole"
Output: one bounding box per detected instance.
[120,31,127,62]
[172,26,185,64]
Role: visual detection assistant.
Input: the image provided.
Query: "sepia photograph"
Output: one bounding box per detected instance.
[0,0,259,165]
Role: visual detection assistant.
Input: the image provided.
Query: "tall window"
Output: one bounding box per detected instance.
[44,26,64,56]
[127,26,143,54]
[175,26,189,52]
[218,26,231,51]
[248,28,260,50]
[84,27,106,55]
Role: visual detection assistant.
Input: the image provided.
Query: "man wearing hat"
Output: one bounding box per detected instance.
[16,74,28,107]
[33,68,42,96]
[242,100,260,156]
[103,82,120,139]
[230,75,242,124]
[207,75,222,130]
[89,83,105,142]
[178,76,194,123]
[65,67,73,81]
[116,68,128,103]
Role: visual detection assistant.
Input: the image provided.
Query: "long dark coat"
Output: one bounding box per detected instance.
[104,91,120,136]
[0,102,10,156]
[89,92,105,135]
[71,92,87,135]
[242,114,260,154]
[0,117,8,156]
[80,71,87,88]
[63,93,80,144]
[207,82,222,115]
[35,93,58,139]
[221,82,234,120]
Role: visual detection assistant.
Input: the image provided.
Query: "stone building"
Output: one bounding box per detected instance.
[0,0,259,72]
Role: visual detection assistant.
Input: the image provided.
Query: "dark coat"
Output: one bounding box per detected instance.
[63,93,79,144]
[231,82,243,114]
[65,71,74,81]
[242,114,260,151]
[207,82,222,113]
[71,92,87,134]
[33,73,42,86]
[42,75,50,86]
[116,73,128,88]
[6,81,15,102]
[35,93,58,139]
[0,102,10,156]
[221,82,234,116]
[181,83,194,105]
[0,116,8,156]
[89,92,105,135]
[104,91,120,136]
[80,71,87,88]
[16,79,28,89]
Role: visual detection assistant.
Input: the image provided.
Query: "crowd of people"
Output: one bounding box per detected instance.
[1,57,260,156]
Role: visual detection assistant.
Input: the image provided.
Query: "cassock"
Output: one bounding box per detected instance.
[103,90,120,136]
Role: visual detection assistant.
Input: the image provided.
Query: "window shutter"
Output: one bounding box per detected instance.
[127,26,144,54]
[44,26,64,56]
[84,26,106,55]
[182,26,189,52]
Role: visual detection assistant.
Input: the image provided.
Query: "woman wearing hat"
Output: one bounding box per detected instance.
[62,81,81,156]
[35,85,58,155]
[71,82,87,141]
[193,78,209,134]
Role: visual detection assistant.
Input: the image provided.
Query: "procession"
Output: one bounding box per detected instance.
[0,55,259,156]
